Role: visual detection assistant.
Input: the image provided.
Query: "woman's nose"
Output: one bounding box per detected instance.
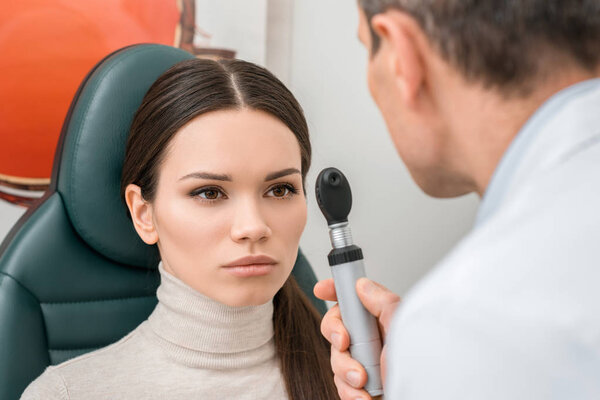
[230,199,272,243]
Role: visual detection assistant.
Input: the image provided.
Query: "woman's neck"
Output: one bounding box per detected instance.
[145,263,275,368]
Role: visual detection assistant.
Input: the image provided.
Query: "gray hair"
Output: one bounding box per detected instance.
[359,0,600,96]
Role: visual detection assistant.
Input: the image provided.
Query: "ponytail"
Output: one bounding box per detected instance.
[273,277,340,400]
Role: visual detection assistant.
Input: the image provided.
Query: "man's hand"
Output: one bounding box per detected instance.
[314,277,401,400]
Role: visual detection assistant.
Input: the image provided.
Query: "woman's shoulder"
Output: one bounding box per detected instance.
[20,366,68,400]
[20,324,147,400]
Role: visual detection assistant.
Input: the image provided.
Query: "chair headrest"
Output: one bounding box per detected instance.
[53,44,194,267]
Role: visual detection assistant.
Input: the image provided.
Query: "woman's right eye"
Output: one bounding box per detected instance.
[190,187,226,201]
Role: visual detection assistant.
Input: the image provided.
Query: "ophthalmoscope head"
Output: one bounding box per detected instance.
[315,167,352,226]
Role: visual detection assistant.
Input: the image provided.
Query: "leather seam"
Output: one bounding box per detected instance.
[0,271,40,304]
[41,294,156,306]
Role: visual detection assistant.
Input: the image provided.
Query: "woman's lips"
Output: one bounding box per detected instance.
[223,264,276,277]
[223,255,277,277]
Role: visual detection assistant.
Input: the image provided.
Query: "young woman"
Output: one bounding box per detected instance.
[22,58,339,399]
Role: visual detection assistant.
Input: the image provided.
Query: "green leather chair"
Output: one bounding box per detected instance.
[0,44,326,400]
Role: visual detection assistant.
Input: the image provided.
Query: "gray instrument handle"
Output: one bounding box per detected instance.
[331,259,383,397]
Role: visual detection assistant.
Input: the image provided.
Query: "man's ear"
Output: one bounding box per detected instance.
[371,11,425,106]
[124,184,158,245]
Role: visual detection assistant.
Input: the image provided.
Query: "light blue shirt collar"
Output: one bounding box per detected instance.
[475,78,600,228]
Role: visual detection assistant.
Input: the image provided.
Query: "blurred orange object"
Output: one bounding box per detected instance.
[0,0,181,194]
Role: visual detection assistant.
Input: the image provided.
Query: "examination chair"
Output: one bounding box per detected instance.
[0,44,327,399]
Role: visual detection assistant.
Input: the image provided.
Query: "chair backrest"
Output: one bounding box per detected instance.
[0,44,326,400]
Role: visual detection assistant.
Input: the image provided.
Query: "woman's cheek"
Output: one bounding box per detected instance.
[290,200,308,239]
[280,200,307,263]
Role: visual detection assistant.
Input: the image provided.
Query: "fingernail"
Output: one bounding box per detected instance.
[331,332,341,349]
[347,370,361,388]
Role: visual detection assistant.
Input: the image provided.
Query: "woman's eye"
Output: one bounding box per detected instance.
[202,189,220,200]
[267,184,297,198]
[191,188,225,201]
[272,186,288,197]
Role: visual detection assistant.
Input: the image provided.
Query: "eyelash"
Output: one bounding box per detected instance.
[189,183,299,203]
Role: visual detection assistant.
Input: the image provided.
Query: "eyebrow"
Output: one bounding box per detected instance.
[179,172,232,181]
[264,168,301,181]
[179,168,301,182]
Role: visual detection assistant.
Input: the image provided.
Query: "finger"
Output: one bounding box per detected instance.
[331,346,368,388]
[356,278,401,337]
[320,304,350,351]
[314,278,337,302]
[334,374,372,400]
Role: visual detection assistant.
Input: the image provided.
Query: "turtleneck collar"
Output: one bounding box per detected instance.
[144,263,276,369]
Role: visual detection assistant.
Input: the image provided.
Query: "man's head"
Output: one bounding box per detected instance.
[357,0,600,197]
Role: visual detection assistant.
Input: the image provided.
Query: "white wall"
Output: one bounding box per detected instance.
[291,1,479,296]
[194,0,268,65]
[0,201,24,241]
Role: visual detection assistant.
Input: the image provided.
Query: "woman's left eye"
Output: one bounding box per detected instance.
[266,184,297,199]
[190,187,226,201]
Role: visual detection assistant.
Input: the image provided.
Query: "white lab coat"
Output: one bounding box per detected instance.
[386,79,600,399]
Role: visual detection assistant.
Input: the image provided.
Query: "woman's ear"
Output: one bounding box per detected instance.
[124,184,158,245]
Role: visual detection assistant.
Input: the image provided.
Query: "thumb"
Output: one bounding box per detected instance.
[356,278,401,337]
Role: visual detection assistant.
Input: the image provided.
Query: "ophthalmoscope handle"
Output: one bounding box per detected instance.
[316,168,384,397]
[331,255,383,396]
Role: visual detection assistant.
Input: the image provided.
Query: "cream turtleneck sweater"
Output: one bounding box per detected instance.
[21,265,288,399]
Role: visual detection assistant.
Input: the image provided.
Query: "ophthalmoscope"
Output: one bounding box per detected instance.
[316,167,383,397]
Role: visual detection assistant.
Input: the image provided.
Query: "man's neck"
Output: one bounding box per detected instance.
[440,69,599,197]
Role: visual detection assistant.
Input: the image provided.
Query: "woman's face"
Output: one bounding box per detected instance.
[127,109,307,307]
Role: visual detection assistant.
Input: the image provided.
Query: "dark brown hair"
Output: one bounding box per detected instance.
[360,0,600,96]
[121,58,338,400]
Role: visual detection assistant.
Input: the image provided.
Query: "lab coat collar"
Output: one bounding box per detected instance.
[476,78,600,227]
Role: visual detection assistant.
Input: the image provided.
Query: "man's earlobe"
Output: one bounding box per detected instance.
[124,184,158,245]
[372,11,425,106]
